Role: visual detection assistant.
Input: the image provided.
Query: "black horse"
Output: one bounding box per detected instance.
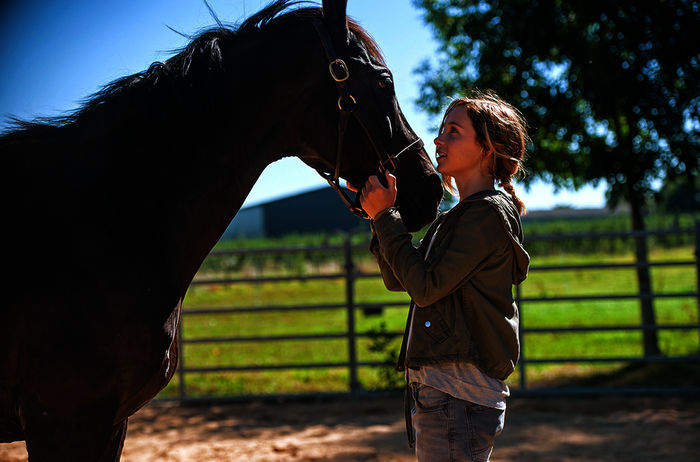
[0,0,442,460]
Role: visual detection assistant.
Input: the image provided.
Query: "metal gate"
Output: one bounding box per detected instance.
[172,223,700,400]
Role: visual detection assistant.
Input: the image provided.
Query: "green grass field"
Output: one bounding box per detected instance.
[158,238,699,399]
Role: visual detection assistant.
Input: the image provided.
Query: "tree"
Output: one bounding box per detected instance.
[413,0,700,356]
[656,175,700,216]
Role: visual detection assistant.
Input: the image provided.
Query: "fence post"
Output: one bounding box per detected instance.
[516,283,526,391]
[695,221,700,349]
[344,234,359,393]
[178,315,186,400]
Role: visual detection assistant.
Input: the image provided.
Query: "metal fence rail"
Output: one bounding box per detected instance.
[514,225,700,394]
[174,223,700,400]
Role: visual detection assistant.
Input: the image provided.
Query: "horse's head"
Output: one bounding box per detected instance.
[296,0,443,232]
[161,0,441,231]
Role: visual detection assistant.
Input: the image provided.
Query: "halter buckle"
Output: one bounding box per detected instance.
[329,59,350,82]
[337,94,357,111]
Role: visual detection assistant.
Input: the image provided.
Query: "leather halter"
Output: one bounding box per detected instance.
[312,19,425,219]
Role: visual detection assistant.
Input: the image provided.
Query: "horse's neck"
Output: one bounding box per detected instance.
[164,28,325,290]
[162,143,272,292]
[61,24,323,293]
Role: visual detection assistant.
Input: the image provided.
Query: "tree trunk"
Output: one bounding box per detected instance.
[628,193,662,357]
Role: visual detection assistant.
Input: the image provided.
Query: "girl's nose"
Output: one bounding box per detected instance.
[434,136,443,146]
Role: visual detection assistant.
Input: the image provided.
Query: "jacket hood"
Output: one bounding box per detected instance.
[462,190,530,284]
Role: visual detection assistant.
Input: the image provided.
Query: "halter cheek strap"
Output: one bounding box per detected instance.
[313,20,354,182]
[311,19,425,219]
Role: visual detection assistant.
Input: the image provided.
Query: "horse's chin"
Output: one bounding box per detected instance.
[396,202,439,232]
[395,172,442,232]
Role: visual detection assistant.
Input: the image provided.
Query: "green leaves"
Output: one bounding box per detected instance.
[413,0,699,210]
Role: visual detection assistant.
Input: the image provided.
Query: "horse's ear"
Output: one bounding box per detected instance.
[322,0,348,45]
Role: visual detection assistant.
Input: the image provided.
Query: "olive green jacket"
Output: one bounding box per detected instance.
[370,190,530,380]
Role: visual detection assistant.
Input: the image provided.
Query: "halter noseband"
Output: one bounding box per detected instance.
[312,20,425,219]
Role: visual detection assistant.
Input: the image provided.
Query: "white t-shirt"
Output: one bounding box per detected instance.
[408,362,509,410]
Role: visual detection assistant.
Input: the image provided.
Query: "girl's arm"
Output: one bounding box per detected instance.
[373,203,503,307]
[348,173,405,291]
[369,225,405,291]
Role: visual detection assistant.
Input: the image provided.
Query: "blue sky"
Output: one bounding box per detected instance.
[0,0,607,211]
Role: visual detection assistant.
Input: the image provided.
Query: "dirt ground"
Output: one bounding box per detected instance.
[2,394,699,461]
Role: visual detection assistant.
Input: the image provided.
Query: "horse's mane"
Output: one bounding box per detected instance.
[1,0,385,138]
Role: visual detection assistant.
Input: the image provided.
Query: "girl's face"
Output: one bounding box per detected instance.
[434,106,488,180]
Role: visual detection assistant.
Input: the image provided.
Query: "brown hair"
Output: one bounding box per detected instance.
[438,90,530,215]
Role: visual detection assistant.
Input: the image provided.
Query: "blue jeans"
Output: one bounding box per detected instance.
[411,383,505,462]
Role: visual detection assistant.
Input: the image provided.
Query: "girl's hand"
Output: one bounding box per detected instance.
[347,171,397,219]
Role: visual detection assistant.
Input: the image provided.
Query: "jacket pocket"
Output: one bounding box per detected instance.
[416,308,451,344]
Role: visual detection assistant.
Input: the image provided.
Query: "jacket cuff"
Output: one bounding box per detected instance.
[372,207,407,242]
[373,207,393,222]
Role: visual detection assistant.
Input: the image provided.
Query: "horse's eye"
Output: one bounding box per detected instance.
[378,75,393,90]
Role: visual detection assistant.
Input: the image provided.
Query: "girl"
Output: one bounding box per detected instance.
[353,90,530,461]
